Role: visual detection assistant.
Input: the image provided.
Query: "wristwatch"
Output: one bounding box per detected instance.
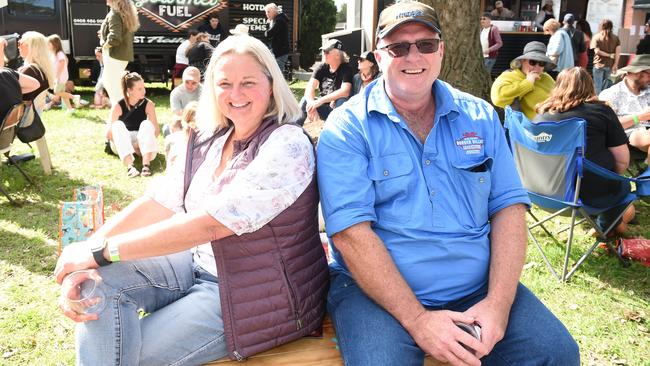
[91,238,112,267]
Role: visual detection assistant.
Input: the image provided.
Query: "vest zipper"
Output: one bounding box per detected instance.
[232,350,244,361]
[279,255,302,330]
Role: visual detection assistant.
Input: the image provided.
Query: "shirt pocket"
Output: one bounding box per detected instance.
[451,157,493,228]
[368,153,414,224]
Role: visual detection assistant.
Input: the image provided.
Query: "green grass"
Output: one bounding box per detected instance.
[0,82,649,365]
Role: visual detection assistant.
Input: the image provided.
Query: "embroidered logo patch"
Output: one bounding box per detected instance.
[455,132,484,155]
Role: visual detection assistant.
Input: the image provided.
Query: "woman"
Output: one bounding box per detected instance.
[55,35,328,365]
[535,1,554,32]
[575,19,592,69]
[491,41,556,120]
[351,50,380,96]
[534,67,635,234]
[100,0,139,105]
[17,31,55,109]
[186,32,214,77]
[107,72,159,177]
[591,19,620,94]
[47,34,76,112]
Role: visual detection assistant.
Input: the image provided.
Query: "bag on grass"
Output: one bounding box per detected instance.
[58,186,105,255]
[617,238,650,267]
[17,102,46,143]
[73,185,105,228]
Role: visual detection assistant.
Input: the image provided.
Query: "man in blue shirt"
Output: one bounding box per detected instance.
[317,2,579,365]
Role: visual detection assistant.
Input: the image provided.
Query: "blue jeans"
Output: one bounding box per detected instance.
[76,251,228,366]
[297,96,347,126]
[275,54,289,73]
[328,271,580,366]
[484,57,497,75]
[593,67,612,94]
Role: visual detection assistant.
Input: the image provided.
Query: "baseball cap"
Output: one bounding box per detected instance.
[359,50,377,64]
[563,13,575,24]
[320,39,343,52]
[376,1,442,39]
[182,66,201,82]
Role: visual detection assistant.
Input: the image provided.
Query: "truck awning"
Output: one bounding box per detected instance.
[634,0,650,9]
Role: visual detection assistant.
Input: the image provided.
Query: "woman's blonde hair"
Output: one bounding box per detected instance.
[20,31,55,88]
[543,19,561,33]
[196,35,302,132]
[110,0,140,33]
[535,67,606,114]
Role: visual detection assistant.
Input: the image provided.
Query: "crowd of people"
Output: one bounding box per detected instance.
[2,1,648,365]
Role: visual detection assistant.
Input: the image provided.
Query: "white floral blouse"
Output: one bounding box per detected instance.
[147,124,315,276]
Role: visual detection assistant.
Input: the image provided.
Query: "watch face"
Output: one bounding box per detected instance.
[91,239,104,252]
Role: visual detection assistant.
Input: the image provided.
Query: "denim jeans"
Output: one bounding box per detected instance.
[593,67,612,94]
[275,54,289,74]
[327,271,580,366]
[484,57,497,75]
[297,96,347,126]
[76,251,228,366]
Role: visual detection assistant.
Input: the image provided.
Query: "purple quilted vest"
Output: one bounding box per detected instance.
[183,118,329,360]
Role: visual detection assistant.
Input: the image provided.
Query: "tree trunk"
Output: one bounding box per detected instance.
[421,0,491,100]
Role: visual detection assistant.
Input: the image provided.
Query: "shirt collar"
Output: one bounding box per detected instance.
[367,77,460,124]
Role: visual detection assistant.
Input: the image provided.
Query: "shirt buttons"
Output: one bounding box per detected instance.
[479,177,485,183]
[424,159,431,165]
[383,170,389,176]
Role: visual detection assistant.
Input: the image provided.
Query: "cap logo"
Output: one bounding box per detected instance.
[396,10,423,19]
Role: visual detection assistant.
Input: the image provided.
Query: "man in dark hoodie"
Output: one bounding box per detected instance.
[198,14,227,46]
[264,3,291,72]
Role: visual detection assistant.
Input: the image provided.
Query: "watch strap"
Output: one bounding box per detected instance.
[92,238,112,267]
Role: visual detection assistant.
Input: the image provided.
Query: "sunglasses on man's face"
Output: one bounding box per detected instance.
[378,38,441,58]
[528,60,546,67]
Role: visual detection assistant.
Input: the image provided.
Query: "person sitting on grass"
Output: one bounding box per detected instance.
[351,50,380,96]
[165,100,198,169]
[106,71,159,177]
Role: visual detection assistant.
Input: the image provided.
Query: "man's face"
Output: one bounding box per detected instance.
[375,23,443,100]
[183,79,199,92]
[480,17,490,28]
[209,18,219,28]
[628,70,650,90]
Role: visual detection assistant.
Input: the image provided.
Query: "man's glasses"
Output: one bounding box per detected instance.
[528,60,546,67]
[378,38,441,58]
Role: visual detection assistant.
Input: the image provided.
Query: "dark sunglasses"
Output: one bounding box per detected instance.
[528,60,546,67]
[378,38,441,58]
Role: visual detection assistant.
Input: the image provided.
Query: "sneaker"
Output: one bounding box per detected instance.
[127,165,140,178]
[140,165,152,177]
[73,95,82,108]
[65,108,76,115]
[78,98,89,106]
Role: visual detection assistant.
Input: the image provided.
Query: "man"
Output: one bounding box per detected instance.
[490,1,514,19]
[264,3,291,72]
[491,41,555,120]
[317,2,579,365]
[591,19,620,94]
[636,21,650,55]
[599,54,650,164]
[561,13,585,66]
[480,13,503,75]
[297,39,353,125]
[198,15,227,46]
[169,66,202,116]
[172,29,199,88]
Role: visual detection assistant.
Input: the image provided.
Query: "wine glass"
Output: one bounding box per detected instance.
[60,269,106,314]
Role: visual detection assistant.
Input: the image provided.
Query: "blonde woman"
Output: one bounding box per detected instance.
[17,31,55,111]
[55,35,327,365]
[100,0,139,105]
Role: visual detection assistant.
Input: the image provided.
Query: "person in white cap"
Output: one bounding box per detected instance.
[169,66,202,116]
[229,24,249,36]
[317,2,579,365]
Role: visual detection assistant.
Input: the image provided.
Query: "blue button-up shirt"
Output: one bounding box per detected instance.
[317,78,530,305]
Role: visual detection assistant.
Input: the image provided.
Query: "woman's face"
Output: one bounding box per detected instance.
[358,58,373,73]
[213,53,272,128]
[127,80,146,101]
[18,38,29,58]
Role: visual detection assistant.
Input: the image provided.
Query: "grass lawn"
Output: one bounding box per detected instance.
[0,81,648,366]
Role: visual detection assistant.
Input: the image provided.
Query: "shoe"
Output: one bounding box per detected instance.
[127,165,140,178]
[73,95,82,108]
[79,98,89,106]
[140,164,152,177]
[65,108,76,115]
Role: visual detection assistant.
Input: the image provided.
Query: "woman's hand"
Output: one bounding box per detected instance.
[54,241,99,285]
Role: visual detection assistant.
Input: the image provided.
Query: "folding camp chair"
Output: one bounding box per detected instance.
[503,106,644,281]
[0,102,34,205]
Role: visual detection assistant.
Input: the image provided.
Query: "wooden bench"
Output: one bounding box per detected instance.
[206,316,445,365]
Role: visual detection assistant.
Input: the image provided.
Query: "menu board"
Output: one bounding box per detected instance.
[586,0,624,34]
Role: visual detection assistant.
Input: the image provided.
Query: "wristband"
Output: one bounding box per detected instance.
[107,239,121,263]
[633,115,640,126]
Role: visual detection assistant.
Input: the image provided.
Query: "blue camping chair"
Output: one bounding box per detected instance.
[504,106,650,281]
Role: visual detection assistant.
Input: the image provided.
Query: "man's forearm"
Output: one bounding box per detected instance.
[333,222,425,330]
[486,204,527,309]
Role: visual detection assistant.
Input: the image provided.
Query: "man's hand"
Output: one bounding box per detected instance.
[57,269,102,322]
[525,71,541,84]
[463,297,510,355]
[54,241,99,284]
[406,310,488,366]
[306,98,322,113]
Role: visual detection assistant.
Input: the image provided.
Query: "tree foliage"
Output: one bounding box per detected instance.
[298,0,337,70]
[336,3,347,23]
[420,0,491,99]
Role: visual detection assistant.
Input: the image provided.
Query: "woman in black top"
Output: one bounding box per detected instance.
[107,72,160,177]
[17,31,55,108]
[534,67,635,234]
